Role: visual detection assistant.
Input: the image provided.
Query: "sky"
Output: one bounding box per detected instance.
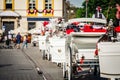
[69,0,85,7]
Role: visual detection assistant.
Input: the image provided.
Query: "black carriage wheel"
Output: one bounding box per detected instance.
[48,54,51,61]
[33,43,36,46]
[42,50,46,60]
[68,46,72,80]
[63,70,67,79]
[94,65,100,77]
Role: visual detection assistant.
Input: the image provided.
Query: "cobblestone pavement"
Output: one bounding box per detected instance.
[0,42,108,80]
[0,43,44,80]
[23,44,64,80]
[21,44,108,80]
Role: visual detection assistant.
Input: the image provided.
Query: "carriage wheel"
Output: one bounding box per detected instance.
[33,43,36,46]
[42,50,46,60]
[66,46,72,80]
[63,70,67,79]
[63,62,67,78]
[94,65,100,77]
[48,54,51,61]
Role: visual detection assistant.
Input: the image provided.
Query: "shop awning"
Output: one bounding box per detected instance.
[13,27,28,35]
[0,11,20,17]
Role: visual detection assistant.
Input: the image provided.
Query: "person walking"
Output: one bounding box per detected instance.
[114,3,120,27]
[22,35,28,49]
[8,32,12,46]
[0,34,2,43]
[4,35,10,48]
[16,32,21,49]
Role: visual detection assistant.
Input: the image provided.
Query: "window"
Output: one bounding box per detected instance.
[28,0,36,9]
[5,0,12,10]
[28,22,36,30]
[45,0,52,9]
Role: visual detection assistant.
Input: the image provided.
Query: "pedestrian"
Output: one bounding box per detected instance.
[4,35,10,48]
[22,35,28,49]
[114,3,120,27]
[8,32,12,45]
[0,33,2,43]
[14,38,17,48]
[16,32,21,49]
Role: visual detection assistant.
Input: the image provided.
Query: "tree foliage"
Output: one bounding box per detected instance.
[76,8,85,18]
[75,0,120,21]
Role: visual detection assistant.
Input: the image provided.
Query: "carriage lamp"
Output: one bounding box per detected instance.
[58,49,62,53]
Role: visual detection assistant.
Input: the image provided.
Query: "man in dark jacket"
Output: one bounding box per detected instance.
[16,32,21,49]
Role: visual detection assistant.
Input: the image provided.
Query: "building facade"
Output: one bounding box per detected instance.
[0,0,66,35]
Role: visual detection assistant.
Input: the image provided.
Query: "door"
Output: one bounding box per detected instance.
[3,22,14,35]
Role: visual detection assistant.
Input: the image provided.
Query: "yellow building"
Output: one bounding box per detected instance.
[0,0,66,35]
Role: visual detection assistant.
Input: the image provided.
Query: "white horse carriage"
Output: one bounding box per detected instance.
[38,18,65,60]
[44,18,66,61]
[63,18,107,80]
[97,25,120,80]
[98,42,120,80]
[38,35,48,59]
[49,36,66,66]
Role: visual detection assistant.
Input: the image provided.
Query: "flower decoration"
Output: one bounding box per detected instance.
[27,8,54,15]
[42,9,54,15]
[27,8,38,14]
[50,9,54,15]
[43,9,47,15]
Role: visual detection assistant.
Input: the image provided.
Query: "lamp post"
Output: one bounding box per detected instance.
[86,0,89,18]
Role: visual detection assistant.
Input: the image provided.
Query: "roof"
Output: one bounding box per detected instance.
[68,18,107,24]
[0,11,20,17]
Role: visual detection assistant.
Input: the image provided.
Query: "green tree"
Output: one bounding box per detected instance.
[76,8,85,18]
[75,0,120,21]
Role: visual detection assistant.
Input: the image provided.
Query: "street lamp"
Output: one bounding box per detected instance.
[86,0,89,18]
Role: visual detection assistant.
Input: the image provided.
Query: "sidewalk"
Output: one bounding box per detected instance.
[23,44,64,80]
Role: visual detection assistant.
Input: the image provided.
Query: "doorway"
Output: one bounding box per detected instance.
[3,21,14,35]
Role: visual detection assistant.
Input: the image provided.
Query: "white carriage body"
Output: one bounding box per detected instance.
[38,36,47,50]
[63,16,107,80]
[77,49,96,60]
[70,33,100,60]
[49,37,66,63]
[63,33,101,80]
[68,18,107,24]
[98,42,120,79]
